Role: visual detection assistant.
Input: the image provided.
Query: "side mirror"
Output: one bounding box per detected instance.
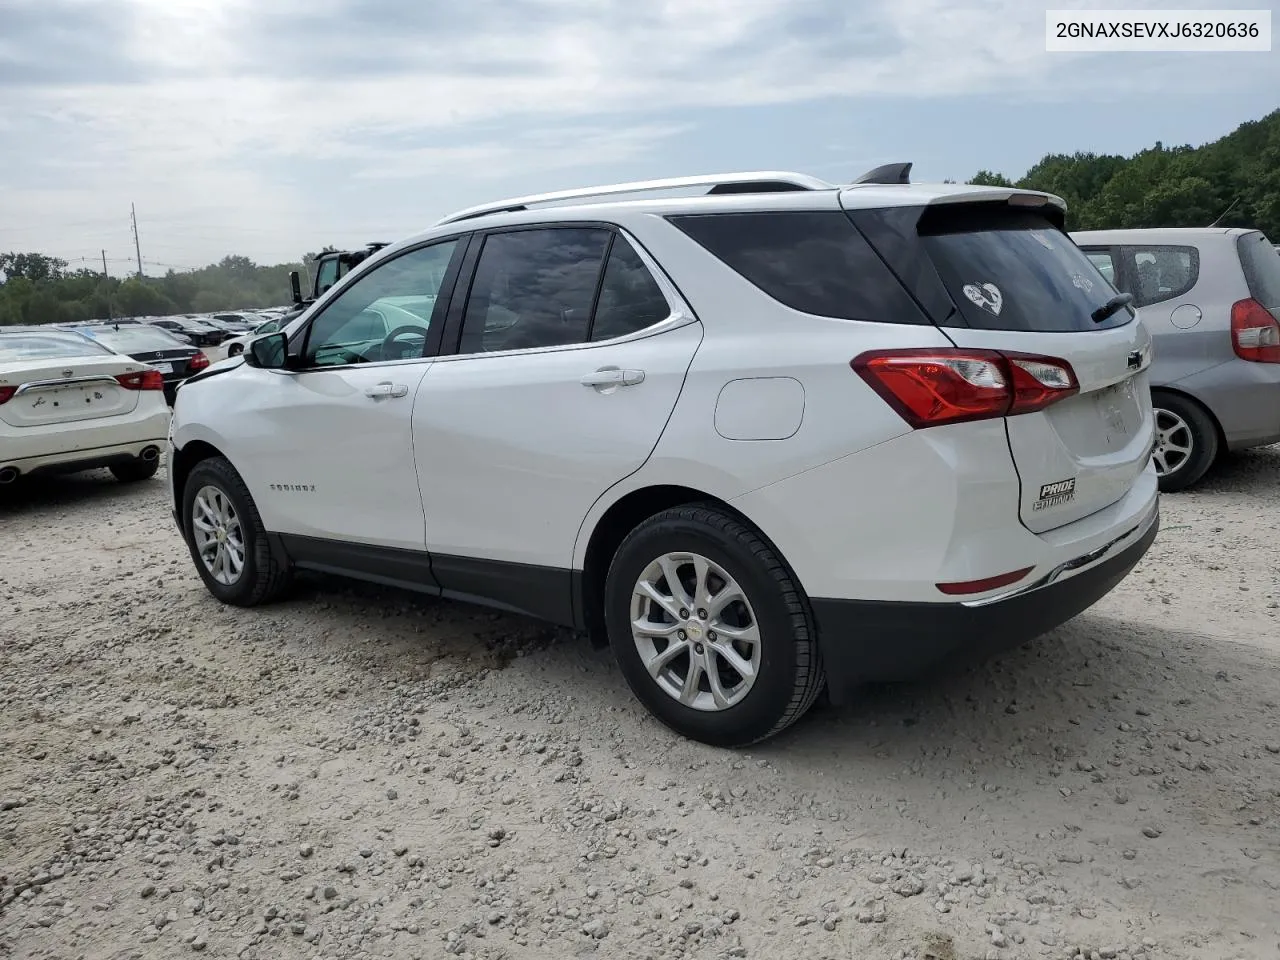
[244,331,289,370]
[289,271,303,306]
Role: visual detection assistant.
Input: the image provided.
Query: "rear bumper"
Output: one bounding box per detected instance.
[812,505,1159,702]
[0,404,171,477]
[2,438,167,478]
[1172,358,1280,450]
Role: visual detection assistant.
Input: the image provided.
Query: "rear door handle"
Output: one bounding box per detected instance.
[580,367,645,388]
[365,382,409,399]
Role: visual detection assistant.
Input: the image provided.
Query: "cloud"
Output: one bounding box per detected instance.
[0,0,1275,268]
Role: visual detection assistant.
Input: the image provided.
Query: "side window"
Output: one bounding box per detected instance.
[1083,249,1117,286]
[458,228,610,354]
[1121,245,1199,307]
[668,211,928,323]
[589,238,672,341]
[304,240,458,367]
[315,258,340,296]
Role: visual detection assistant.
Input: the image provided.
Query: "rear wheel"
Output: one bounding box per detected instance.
[110,456,159,483]
[604,504,824,748]
[182,456,292,605]
[1151,392,1218,492]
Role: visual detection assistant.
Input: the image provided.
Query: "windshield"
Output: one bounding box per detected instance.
[920,207,1133,332]
[81,326,189,352]
[0,331,114,362]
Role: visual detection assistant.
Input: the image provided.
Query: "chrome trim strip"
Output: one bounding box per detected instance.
[961,500,1159,608]
[13,375,121,396]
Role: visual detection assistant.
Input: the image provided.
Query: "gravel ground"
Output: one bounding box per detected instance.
[2,448,1279,960]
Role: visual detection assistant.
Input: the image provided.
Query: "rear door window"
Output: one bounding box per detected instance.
[919,207,1132,332]
[589,237,672,342]
[457,228,611,353]
[1119,245,1199,307]
[1237,231,1280,311]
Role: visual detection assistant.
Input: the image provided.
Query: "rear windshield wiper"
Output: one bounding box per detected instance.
[1091,292,1133,324]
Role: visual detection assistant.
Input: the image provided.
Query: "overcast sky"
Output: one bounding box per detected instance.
[1,0,1276,274]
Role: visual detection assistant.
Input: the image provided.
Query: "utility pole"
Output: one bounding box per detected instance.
[130,202,143,278]
[102,250,113,321]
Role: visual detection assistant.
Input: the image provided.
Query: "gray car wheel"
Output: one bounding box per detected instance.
[1151,392,1218,493]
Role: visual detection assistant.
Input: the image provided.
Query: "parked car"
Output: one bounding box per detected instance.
[221,317,286,357]
[205,313,260,334]
[0,327,169,485]
[66,322,210,405]
[147,316,227,347]
[166,167,1159,747]
[1072,227,1280,491]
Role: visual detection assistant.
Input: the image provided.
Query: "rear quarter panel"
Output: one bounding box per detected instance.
[1144,237,1247,387]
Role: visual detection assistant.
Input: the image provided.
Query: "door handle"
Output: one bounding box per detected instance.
[365,382,409,399]
[580,367,645,388]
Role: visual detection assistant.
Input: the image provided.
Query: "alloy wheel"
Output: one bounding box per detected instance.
[191,485,246,585]
[1152,407,1193,478]
[629,552,762,712]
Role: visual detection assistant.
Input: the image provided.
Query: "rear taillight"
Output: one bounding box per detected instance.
[1230,298,1280,363]
[189,352,210,371]
[115,370,166,391]
[851,348,1079,428]
[0,386,15,405]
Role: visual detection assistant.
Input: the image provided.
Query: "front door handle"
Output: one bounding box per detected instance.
[365,382,409,399]
[580,367,645,388]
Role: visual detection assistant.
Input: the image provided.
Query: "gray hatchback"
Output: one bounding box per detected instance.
[1071,227,1280,491]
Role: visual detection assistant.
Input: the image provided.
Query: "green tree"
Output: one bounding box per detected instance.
[115,278,177,317]
[968,170,1014,187]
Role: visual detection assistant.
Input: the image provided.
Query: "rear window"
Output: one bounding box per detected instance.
[82,326,188,352]
[0,332,113,362]
[1237,231,1280,309]
[667,211,928,324]
[919,207,1133,332]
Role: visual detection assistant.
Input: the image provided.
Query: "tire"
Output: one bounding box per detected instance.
[227,343,244,357]
[604,503,825,748]
[110,456,159,483]
[181,456,292,606]
[1151,392,1218,493]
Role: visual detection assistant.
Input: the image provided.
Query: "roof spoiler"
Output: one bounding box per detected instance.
[853,162,912,185]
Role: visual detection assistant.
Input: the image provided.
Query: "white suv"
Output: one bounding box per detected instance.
[166,166,1160,747]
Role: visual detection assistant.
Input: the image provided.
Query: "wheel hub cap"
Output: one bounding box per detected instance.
[192,485,246,586]
[1152,408,1193,477]
[629,552,762,713]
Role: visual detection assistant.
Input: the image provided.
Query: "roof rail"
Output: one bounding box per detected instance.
[852,162,913,185]
[435,171,835,225]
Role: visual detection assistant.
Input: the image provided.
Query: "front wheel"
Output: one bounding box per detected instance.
[182,456,292,605]
[604,504,825,748]
[227,343,244,357]
[1152,392,1218,493]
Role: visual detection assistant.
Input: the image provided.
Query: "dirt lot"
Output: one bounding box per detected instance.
[2,450,1279,960]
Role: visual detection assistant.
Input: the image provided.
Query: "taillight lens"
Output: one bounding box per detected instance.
[115,370,166,391]
[0,386,15,405]
[937,566,1035,596]
[1230,298,1280,363]
[189,352,210,371]
[851,348,1079,428]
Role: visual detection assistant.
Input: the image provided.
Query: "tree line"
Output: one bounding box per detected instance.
[967,109,1279,237]
[3,109,1278,327]
[0,251,334,327]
